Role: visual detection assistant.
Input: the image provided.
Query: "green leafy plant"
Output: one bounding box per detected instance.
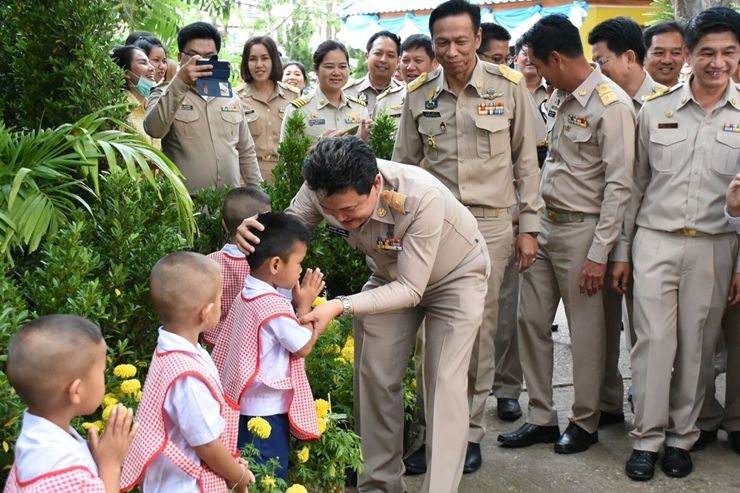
[191,186,233,256]
[367,111,397,161]
[0,109,194,261]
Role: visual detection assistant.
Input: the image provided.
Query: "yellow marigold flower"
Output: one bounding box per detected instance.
[296,446,309,463]
[261,475,276,489]
[311,296,327,308]
[102,393,118,408]
[135,390,143,402]
[340,346,354,363]
[247,417,272,439]
[314,398,330,418]
[101,404,116,421]
[317,417,327,434]
[94,420,105,430]
[410,378,417,390]
[286,485,308,493]
[328,343,341,354]
[113,364,137,379]
[120,379,142,395]
[81,422,98,431]
[344,336,354,347]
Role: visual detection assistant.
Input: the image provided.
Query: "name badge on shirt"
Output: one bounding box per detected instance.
[422,111,441,118]
[658,122,679,129]
[244,108,256,115]
[308,118,326,126]
[180,104,194,111]
[327,225,349,237]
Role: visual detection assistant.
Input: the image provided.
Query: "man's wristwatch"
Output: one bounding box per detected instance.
[336,296,352,318]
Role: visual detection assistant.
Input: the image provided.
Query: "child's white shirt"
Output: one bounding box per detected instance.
[142,329,225,493]
[240,275,312,416]
[14,411,99,482]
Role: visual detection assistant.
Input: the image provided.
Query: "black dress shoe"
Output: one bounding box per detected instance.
[598,411,625,427]
[729,431,740,455]
[403,445,426,475]
[625,449,658,481]
[662,446,692,477]
[463,442,482,474]
[554,422,598,454]
[497,398,522,421]
[497,422,560,448]
[690,429,717,452]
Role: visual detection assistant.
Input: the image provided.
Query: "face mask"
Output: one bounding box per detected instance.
[132,74,155,98]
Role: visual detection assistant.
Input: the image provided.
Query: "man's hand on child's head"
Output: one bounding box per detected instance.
[89,404,137,467]
[235,215,265,255]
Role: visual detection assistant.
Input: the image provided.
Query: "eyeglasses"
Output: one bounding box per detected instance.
[181,50,218,59]
[594,57,614,67]
[480,52,512,65]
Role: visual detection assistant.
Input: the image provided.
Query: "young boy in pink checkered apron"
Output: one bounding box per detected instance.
[121,252,255,493]
[4,315,136,493]
[204,186,272,346]
[212,212,326,479]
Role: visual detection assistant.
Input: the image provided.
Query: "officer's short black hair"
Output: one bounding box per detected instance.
[429,0,481,36]
[313,40,349,71]
[588,17,647,65]
[302,136,378,197]
[248,212,310,270]
[481,23,511,46]
[402,34,435,59]
[643,21,685,51]
[177,21,222,53]
[222,186,272,236]
[367,30,401,56]
[521,14,583,63]
[684,6,740,52]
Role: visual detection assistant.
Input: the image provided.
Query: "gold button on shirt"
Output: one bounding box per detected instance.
[238,81,299,182]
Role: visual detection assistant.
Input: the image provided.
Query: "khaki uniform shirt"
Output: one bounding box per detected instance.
[632,72,666,113]
[392,60,544,233]
[126,90,160,150]
[541,64,635,263]
[280,87,369,144]
[373,84,406,119]
[144,77,261,193]
[344,75,403,116]
[613,79,740,271]
[237,81,299,166]
[287,160,487,315]
[531,79,549,108]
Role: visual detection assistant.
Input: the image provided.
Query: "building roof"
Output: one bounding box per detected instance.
[338,0,530,17]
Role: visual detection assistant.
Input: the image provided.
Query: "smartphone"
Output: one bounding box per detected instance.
[196,56,232,98]
[338,124,360,136]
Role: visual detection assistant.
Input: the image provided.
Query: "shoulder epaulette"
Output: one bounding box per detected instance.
[644,85,677,102]
[279,81,300,95]
[343,78,359,90]
[597,83,618,106]
[347,94,366,106]
[378,83,405,100]
[381,190,406,213]
[497,64,523,85]
[291,96,310,108]
[407,72,428,93]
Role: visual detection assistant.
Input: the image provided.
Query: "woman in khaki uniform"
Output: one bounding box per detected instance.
[281,40,370,145]
[238,35,299,183]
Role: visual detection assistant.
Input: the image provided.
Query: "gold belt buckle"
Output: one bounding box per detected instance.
[547,210,558,221]
[677,228,698,237]
[261,154,273,161]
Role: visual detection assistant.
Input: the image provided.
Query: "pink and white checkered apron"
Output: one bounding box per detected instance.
[212,292,319,441]
[4,464,104,493]
[120,350,239,493]
[203,251,250,345]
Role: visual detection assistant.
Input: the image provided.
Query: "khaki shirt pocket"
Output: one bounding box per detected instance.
[562,125,595,167]
[649,130,687,173]
[220,110,243,141]
[710,130,740,176]
[418,117,446,161]
[473,116,509,160]
[244,110,262,137]
[173,110,200,140]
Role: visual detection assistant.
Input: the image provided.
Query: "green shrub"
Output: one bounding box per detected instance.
[191,186,232,256]
[22,170,188,354]
[367,112,397,161]
[0,0,127,130]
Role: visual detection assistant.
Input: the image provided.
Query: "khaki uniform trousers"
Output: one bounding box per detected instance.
[518,216,605,433]
[697,305,740,433]
[601,289,628,414]
[629,228,738,452]
[468,213,514,443]
[491,243,524,399]
[354,242,489,493]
